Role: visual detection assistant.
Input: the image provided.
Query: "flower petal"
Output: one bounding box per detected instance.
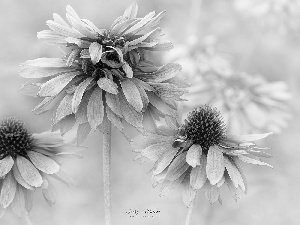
[0,156,14,177]
[106,107,123,131]
[147,92,176,117]
[122,62,133,78]
[186,144,202,168]
[141,142,173,161]
[119,92,143,128]
[153,148,177,175]
[39,71,81,97]
[182,178,197,207]
[21,58,68,68]
[165,153,189,181]
[0,172,17,208]
[53,94,73,124]
[87,87,104,130]
[16,156,43,188]
[27,151,59,174]
[226,132,272,143]
[97,77,118,95]
[224,157,244,190]
[42,182,57,206]
[206,145,225,185]
[190,155,207,189]
[106,93,123,117]
[12,164,34,190]
[121,79,143,112]
[204,182,220,204]
[10,186,26,217]
[72,77,93,113]
[238,155,273,168]
[124,11,155,35]
[123,2,138,19]
[19,66,76,78]
[77,123,91,145]
[89,42,103,64]
[144,63,182,82]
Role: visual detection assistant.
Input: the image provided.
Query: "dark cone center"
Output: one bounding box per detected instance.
[180,105,226,154]
[0,118,33,159]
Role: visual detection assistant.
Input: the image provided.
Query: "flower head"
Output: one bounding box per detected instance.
[132,105,273,205]
[20,4,187,144]
[186,72,292,134]
[0,117,75,218]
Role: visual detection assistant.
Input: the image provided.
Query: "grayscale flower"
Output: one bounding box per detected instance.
[19,3,187,144]
[0,117,76,219]
[186,72,292,134]
[132,105,273,205]
[234,0,300,32]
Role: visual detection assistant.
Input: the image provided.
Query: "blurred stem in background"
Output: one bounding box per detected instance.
[185,0,202,224]
[102,117,112,225]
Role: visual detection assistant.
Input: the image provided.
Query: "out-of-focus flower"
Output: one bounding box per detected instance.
[0,117,76,219]
[132,105,273,205]
[186,72,292,134]
[234,0,300,32]
[167,35,233,80]
[19,3,187,144]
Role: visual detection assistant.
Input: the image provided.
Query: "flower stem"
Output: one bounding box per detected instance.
[185,201,195,225]
[102,117,112,225]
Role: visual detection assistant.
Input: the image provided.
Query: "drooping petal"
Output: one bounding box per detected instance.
[53,94,73,124]
[87,87,104,130]
[0,156,14,177]
[121,79,143,112]
[97,77,118,95]
[224,157,245,190]
[226,132,272,144]
[58,114,76,135]
[124,11,155,35]
[143,63,182,82]
[12,164,34,190]
[16,156,43,188]
[206,145,225,185]
[27,151,59,174]
[165,153,189,181]
[238,155,273,168]
[10,186,26,217]
[42,182,57,206]
[19,66,76,79]
[123,2,138,19]
[182,177,197,207]
[76,122,91,145]
[153,148,177,175]
[122,62,133,78]
[72,77,93,113]
[204,182,220,204]
[21,58,68,68]
[119,92,143,128]
[186,144,202,168]
[147,92,176,117]
[141,142,173,161]
[39,71,81,97]
[0,172,17,208]
[106,107,123,131]
[106,93,123,117]
[190,155,207,189]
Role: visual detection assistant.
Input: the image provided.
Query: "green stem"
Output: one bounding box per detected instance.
[102,117,112,225]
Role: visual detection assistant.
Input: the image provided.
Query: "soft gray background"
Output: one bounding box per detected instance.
[0,0,299,224]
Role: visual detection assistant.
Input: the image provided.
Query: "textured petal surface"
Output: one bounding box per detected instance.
[206,145,225,185]
[28,151,59,174]
[0,156,14,177]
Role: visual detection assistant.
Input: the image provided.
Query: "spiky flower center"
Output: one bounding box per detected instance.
[180,105,226,154]
[80,34,129,83]
[0,118,33,159]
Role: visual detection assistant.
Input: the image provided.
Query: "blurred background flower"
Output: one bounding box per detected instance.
[234,0,300,33]
[1,0,300,225]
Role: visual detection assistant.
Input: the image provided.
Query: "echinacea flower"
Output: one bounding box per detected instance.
[234,0,300,32]
[19,3,187,143]
[186,72,292,134]
[0,117,75,219]
[132,105,273,205]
